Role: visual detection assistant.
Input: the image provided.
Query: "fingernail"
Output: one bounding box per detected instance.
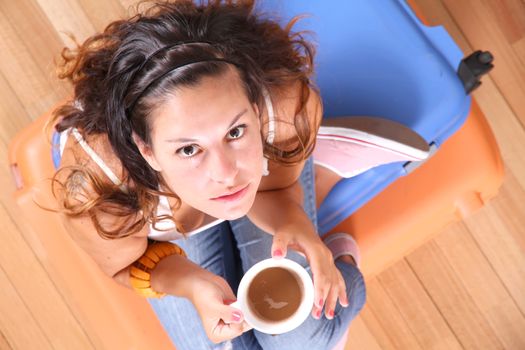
[224,299,236,305]
[315,309,321,319]
[232,311,242,322]
[328,309,334,318]
[273,249,283,258]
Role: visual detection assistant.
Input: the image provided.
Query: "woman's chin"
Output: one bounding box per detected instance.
[211,197,255,220]
[220,211,247,221]
[215,205,251,220]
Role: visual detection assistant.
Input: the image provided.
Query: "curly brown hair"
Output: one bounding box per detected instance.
[50,0,317,239]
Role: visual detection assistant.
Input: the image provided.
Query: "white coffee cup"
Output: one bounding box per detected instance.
[230,258,314,334]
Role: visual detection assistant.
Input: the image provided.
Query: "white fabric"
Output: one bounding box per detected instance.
[262,87,275,144]
[69,128,127,192]
[261,87,275,177]
[148,194,225,241]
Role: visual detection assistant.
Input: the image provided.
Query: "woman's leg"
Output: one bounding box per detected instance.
[148,222,262,350]
[229,157,366,350]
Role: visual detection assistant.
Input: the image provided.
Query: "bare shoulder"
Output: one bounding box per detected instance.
[57,131,148,277]
[258,81,323,191]
[59,131,126,184]
[269,81,322,144]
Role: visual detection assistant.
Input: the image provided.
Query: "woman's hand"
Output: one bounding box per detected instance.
[189,271,251,343]
[248,162,348,320]
[271,223,349,320]
[152,254,251,344]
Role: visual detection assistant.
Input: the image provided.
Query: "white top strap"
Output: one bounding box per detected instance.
[148,195,225,240]
[262,87,275,144]
[71,128,126,191]
[261,87,276,176]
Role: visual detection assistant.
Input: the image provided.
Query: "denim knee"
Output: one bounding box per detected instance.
[253,262,366,350]
[337,260,366,321]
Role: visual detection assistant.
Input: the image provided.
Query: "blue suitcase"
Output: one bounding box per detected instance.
[256,0,490,233]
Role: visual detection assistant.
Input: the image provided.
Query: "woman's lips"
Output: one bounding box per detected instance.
[211,184,249,202]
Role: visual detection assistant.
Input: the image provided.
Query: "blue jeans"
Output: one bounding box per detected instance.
[149,158,366,349]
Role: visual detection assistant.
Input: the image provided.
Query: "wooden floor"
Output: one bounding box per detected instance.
[0,0,524,349]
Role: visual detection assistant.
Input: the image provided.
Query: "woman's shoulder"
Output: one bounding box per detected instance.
[269,81,322,144]
[257,82,322,191]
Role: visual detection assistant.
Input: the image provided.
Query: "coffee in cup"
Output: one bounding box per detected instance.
[231,258,314,334]
[247,266,302,322]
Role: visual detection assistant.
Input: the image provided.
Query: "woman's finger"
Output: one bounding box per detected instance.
[337,271,349,308]
[271,232,290,259]
[207,303,245,343]
[324,283,339,319]
[209,318,244,344]
[308,253,329,318]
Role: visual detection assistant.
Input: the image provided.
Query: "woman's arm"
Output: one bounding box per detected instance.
[62,207,248,341]
[250,82,322,229]
[247,85,349,319]
[248,174,349,320]
[57,134,200,291]
[249,83,322,240]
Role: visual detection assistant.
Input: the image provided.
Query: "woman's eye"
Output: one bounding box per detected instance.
[176,144,199,158]
[227,124,247,140]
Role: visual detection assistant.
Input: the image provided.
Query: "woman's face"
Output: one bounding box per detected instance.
[138,68,264,220]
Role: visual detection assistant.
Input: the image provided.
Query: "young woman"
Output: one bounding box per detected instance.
[50,1,366,349]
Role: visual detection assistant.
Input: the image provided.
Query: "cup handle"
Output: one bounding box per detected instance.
[228,301,254,332]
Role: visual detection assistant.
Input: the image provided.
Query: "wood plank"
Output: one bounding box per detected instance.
[410,0,471,49]
[0,201,95,349]
[441,0,525,127]
[0,0,63,65]
[77,0,126,32]
[0,265,52,349]
[513,37,525,69]
[357,304,398,350]
[120,0,159,19]
[462,170,525,315]
[483,0,525,45]
[0,0,70,98]
[434,218,525,349]
[377,261,463,350]
[491,168,525,253]
[33,0,96,46]
[345,314,383,350]
[0,72,32,147]
[364,277,425,349]
[119,0,145,15]
[0,5,65,118]
[472,75,525,190]
[406,240,504,349]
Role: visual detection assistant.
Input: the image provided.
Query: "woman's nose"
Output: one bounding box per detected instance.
[207,149,238,185]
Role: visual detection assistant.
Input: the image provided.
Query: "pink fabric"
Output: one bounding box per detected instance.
[324,233,357,350]
[313,137,421,178]
[323,233,361,268]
